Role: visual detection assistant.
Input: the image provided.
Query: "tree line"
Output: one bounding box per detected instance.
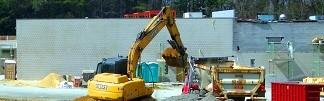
[1,0,324,35]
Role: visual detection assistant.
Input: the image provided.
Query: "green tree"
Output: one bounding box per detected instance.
[1,0,324,35]
[33,0,86,18]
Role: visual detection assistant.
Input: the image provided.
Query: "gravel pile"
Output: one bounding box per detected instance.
[162,92,219,101]
[162,94,201,101]
[200,92,218,101]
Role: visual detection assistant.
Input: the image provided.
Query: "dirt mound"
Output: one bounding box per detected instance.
[74,96,96,101]
[200,92,217,101]
[38,73,64,88]
[162,94,200,101]
[162,92,218,101]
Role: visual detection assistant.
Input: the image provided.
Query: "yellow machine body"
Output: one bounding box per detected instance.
[87,73,153,100]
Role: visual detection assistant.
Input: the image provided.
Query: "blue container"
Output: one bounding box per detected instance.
[136,62,159,83]
[257,15,274,22]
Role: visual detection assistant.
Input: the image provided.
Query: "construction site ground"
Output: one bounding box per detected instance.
[0,80,183,101]
[0,79,271,101]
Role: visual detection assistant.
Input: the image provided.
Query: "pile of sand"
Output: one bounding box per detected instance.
[3,80,38,87]
[38,73,64,88]
[0,73,65,88]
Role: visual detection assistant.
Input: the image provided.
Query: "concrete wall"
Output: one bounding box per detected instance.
[234,22,324,52]
[236,52,324,87]
[16,19,234,80]
[17,19,324,81]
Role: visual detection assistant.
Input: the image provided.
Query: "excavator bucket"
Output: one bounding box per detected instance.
[162,47,185,67]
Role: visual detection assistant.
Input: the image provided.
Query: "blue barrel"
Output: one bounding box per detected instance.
[136,62,159,83]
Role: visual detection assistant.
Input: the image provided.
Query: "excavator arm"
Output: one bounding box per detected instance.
[127,6,187,79]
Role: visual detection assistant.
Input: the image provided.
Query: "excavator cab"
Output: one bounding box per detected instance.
[95,56,128,75]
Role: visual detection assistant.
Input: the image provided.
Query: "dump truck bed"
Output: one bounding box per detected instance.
[194,57,265,100]
[214,67,265,98]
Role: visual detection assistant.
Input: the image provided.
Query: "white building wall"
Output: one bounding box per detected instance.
[16,19,234,80]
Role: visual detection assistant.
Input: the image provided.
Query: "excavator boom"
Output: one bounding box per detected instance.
[127,6,187,78]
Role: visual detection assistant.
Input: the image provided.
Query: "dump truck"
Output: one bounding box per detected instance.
[194,57,266,101]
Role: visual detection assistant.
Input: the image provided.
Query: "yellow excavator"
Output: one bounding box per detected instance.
[87,6,187,101]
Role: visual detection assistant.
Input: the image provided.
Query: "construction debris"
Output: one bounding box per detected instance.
[74,95,156,101]
[162,94,200,101]
[58,81,73,88]
[162,92,218,101]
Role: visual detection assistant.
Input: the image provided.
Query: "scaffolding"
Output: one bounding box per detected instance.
[266,37,294,80]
